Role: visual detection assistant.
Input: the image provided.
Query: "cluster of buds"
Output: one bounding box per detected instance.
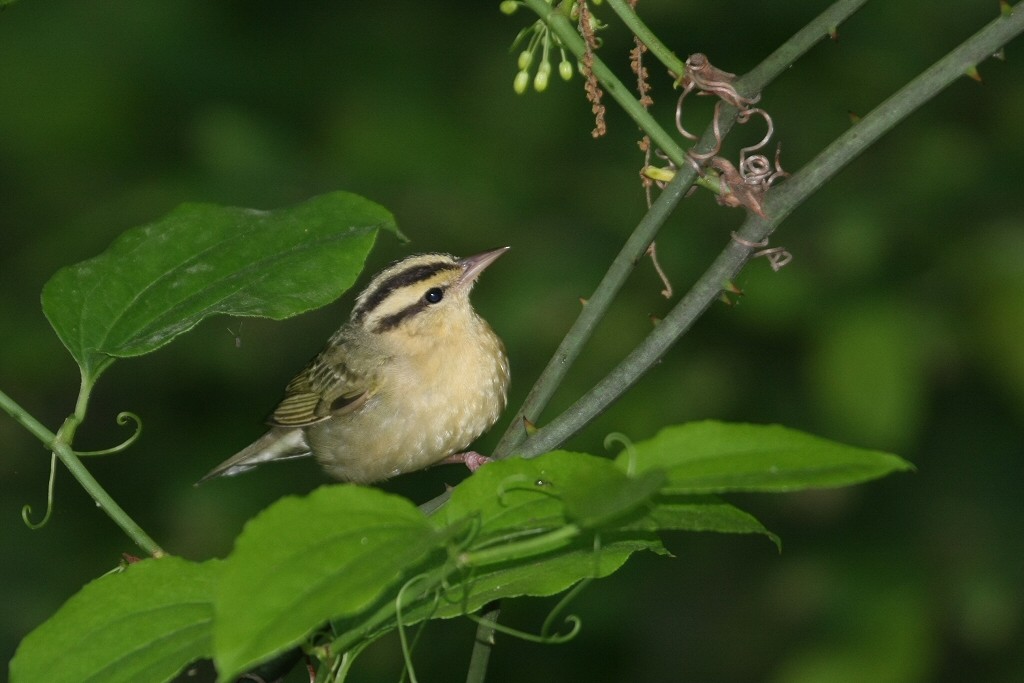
[501,0,605,94]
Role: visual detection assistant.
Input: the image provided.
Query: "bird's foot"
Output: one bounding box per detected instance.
[441,451,493,473]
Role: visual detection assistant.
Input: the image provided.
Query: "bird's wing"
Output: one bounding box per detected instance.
[268,340,372,427]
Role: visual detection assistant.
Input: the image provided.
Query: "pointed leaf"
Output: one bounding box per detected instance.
[42,191,398,381]
[214,485,441,680]
[620,421,913,493]
[10,557,217,683]
[645,495,780,549]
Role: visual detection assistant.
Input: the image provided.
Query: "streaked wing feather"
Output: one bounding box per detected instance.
[268,341,371,427]
[270,392,326,426]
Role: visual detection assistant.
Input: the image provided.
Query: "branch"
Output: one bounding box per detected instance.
[494,168,694,456]
[514,4,1024,459]
[495,0,872,457]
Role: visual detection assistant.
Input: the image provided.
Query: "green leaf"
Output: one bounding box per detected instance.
[561,466,665,528]
[620,421,913,493]
[42,191,398,381]
[646,495,780,549]
[214,485,442,680]
[10,557,217,683]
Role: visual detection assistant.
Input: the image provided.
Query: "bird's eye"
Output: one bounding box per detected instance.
[424,287,444,304]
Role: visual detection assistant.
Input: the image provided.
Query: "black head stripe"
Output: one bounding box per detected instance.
[373,299,429,333]
[353,260,459,321]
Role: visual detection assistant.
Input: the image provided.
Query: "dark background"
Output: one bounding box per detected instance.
[2,1,1022,681]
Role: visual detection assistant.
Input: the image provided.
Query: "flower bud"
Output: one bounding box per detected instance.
[513,70,530,94]
[499,1,518,15]
[559,59,573,81]
[534,61,551,92]
[517,50,532,71]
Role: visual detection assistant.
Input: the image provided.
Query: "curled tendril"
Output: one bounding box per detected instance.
[467,609,582,646]
[22,451,58,530]
[76,412,143,456]
[466,577,588,646]
[737,108,773,173]
[674,90,699,141]
[604,432,638,476]
[731,231,794,271]
[671,52,790,202]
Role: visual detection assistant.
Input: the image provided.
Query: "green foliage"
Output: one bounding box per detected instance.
[10,440,907,682]
[215,486,443,676]
[9,557,218,683]
[624,421,913,493]
[41,191,398,383]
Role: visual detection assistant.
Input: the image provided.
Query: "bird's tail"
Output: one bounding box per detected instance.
[196,427,311,485]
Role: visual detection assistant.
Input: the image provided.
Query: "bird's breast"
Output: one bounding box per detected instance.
[306,318,509,483]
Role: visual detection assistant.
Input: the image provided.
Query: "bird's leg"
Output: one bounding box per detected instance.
[440,451,492,472]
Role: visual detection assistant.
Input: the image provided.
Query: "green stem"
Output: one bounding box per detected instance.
[606,0,874,100]
[465,602,501,683]
[459,524,581,567]
[515,3,1024,459]
[758,1,1024,227]
[604,0,685,77]
[494,168,694,456]
[739,0,872,95]
[0,381,165,557]
[0,386,58,445]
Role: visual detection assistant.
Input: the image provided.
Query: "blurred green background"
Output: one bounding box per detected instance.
[2,1,1023,681]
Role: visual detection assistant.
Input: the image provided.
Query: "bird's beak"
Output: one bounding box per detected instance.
[457,246,509,287]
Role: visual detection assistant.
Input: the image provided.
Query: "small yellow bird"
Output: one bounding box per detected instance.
[200,247,510,484]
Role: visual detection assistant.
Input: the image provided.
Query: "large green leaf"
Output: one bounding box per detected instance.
[619,421,913,493]
[42,191,398,381]
[9,557,218,683]
[214,485,442,680]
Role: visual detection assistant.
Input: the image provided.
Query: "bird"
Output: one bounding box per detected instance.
[199,247,510,485]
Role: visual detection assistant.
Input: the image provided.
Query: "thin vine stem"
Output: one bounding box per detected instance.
[0,381,165,557]
[515,4,1024,459]
[465,602,502,683]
